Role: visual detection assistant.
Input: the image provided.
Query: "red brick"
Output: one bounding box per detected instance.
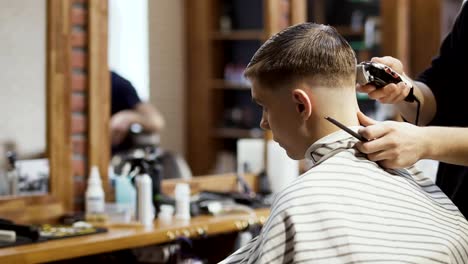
[72,74,87,92]
[71,93,86,112]
[72,158,86,177]
[71,114,87,134]
[71,7,87,26]
[73,199,84,212]
[72,136,87,155]
[72,50,87,69]
[74,179,86,197]
[71,31,87,48]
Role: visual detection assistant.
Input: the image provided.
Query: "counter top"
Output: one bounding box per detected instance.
[0,208,269,264]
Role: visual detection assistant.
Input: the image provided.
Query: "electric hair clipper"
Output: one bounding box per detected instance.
[356,62,412,93]
[356,61,420,124]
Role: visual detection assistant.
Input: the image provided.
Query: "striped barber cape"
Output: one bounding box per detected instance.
[220,128,468,264]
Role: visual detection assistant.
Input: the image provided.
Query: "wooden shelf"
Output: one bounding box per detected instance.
[334,26,364,37]
[211,30,266,41]
[214,128,263,139]
[212,79,251,90]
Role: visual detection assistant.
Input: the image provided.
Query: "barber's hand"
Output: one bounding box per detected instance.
[356,56,413,104]
[355,112,428,169]
[110,111,136,145]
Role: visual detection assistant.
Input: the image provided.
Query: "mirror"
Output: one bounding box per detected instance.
[0,0,48,197]
[0,0,109,219]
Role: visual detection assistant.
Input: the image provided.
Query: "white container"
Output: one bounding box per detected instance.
[85,166,105,215]
[136,173,154,226]
[175,183,191,220]
[237,139,299,193]
[158,204,174,224]
[267,141,299,193]
[105,203,133,223]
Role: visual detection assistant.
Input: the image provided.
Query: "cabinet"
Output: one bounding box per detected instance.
[187,0,306,175]
[186,0,431,175]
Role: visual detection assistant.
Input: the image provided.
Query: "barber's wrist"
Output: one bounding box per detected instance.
[419,127,436,160]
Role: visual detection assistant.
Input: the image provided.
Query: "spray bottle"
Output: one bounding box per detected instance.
[85,166,105,219]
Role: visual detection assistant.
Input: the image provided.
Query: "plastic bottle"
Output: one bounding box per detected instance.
[136,173,154,226]
[6,151,18,196]
[175,183,191,220]
[85,166,105,216]
[158,204,174,224]
[115,163,136,215]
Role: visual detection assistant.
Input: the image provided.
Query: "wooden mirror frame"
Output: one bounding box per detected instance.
[46,0,73,214]
[0,0,73,222]
[0,0,109,222]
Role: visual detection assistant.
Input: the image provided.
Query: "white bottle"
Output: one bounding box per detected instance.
[136,173,154,226]
[85,166,105,215]
[175,183,191,220]
[158,204,174,224]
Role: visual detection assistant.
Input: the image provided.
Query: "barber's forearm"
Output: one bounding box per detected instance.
[422,126,468,166]
[134,103,165,133]
[122,110,164,133]
[146,113,165,132]
[136,111,164,133]
[395,81,437,126]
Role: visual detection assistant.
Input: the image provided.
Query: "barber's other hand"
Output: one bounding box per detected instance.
[356,56,412,104]
[355,112,428,169]
[110,110,136,145]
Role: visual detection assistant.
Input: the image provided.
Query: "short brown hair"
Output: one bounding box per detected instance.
[244,23,356,89]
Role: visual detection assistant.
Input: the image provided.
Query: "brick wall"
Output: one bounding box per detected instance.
[71,0,89,211]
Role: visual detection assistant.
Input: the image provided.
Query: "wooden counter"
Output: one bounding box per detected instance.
[0,174,268,264]
[0,208,269,264]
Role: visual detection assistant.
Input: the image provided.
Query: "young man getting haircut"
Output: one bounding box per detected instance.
[220,23,468,264]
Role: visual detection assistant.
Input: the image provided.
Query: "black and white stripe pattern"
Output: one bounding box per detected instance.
[220,129,468,264]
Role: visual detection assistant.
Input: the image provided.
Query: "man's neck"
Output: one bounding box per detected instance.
[308,90,360,143]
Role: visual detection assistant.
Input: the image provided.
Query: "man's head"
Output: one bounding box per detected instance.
[245,23,358,159]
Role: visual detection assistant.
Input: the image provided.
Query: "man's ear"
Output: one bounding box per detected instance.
[292,89,312,119]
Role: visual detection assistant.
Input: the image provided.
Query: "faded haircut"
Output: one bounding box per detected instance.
[244,22,357,90]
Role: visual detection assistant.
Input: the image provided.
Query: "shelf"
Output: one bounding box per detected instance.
[212,79,251,90]
[214,128,263,139]
[334,26,364,37]
[211,30,266,41]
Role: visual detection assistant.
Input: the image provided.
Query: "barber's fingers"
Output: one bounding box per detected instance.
[368,150,403,169]
[366,148,398,162]
[357,122,394,143]
[371,151,408,169]
[367,83,397,100]
[355,135,395,155]
[367,82,410,104]
[379,84,406,104]
[355,144,408,169]
[357,111,376,127]
[370,56,404,74]
[356,83,377,94]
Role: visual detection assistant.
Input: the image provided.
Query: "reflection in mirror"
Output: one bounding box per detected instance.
[107,1,192,181]
[108,0,150,160]
[0,0,47,197]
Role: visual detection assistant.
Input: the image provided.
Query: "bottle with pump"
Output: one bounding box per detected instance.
[85,166,105,219]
